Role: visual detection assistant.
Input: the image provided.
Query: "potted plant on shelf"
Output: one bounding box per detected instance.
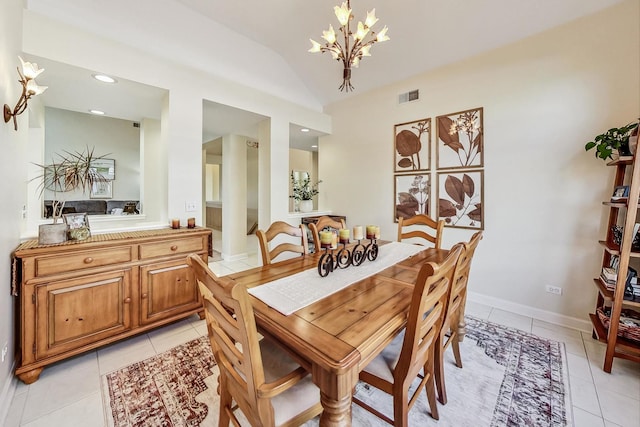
[290,172,321,213]
[33,147,109,244]
[585,121,639,161]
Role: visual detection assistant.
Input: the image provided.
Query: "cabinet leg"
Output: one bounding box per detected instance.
[18,367,44,384]
[197,310,205,320]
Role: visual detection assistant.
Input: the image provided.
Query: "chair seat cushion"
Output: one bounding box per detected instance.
[361,330,405,383]
[260,338,320,426]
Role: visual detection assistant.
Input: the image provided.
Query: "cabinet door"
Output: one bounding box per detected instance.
[35,269,132,359]
[139,257,202,325]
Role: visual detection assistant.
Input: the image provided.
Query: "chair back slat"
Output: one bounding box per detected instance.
[446,231,483,328]
[188,255,266,421]
[397,214,445,249]
[257,221,309,265]
[396,245,462,382]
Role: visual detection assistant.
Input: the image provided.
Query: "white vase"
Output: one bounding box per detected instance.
[299,200,313,213]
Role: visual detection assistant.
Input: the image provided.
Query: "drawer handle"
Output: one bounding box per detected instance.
[170,245,178,251]
[124,297,131,303]
[141,293,148,299]
[84,257,94,264]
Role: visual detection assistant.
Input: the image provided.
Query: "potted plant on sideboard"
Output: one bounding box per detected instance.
[33,147,109,244]
[290,172,321,213]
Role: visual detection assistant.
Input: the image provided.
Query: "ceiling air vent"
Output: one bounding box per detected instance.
[398,89,419,104]
[133,122,140,128]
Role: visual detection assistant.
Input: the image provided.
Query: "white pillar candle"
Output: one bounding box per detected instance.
[353,225,363,240]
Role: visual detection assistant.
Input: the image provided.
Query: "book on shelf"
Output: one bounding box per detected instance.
[611,185,630,200]
[602,267,617,282]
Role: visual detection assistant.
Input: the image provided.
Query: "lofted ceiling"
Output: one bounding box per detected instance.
[25,0,624,150]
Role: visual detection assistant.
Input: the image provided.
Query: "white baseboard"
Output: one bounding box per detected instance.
[0,362,17,426]
[467,291,593,333]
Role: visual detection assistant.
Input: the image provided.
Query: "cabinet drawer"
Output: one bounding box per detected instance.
[35,246,133,277]
[139,237,204,259]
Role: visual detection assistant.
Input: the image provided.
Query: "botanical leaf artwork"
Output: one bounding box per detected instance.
[437,108,483,169]
[394,118,430,172]
[437,171,483,229]
[395,174,430,220]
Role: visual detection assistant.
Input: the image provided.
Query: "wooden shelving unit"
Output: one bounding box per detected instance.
[590,146,640,372]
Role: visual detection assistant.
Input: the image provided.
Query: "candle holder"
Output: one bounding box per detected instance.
[317,238,378,277]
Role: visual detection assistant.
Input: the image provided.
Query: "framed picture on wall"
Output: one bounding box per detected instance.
[437,170,483,229]
[394,174,430,221]
[436,107,483,169]
[394,118,431,173]
[90,180,113,199]
[90,158,115,180]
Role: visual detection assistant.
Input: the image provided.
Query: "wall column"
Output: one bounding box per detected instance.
[222,134,247,259]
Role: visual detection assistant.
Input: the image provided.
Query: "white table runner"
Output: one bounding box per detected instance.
[248,242,424,315]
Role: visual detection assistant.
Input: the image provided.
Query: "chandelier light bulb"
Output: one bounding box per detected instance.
[334,2,352,26]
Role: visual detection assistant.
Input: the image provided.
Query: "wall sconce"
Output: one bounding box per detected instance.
[3,56,48,131]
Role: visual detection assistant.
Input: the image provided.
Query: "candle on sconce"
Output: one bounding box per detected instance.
[366,225,376,239]
[353,225,363,241]
[338,228,350,244]
[171,218,180,229]
[319,231,333,248]
[374,226,381,239]
[187,217,196,229]
[331,230,338,249]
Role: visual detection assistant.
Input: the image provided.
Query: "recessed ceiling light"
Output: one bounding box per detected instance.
[89,109,105,115]
[92,74,117,84]
[311,145,318,148]
[301,128,310,132]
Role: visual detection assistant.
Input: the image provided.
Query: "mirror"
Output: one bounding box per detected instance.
[29,55,167,219]
[289,123,324,213]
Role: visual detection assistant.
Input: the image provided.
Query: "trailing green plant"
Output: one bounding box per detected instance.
[32,146,109,223]
[290,172,321,201]
[585,122,639,161]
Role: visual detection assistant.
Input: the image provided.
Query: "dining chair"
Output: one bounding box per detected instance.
[187,254,323,427]
[434,231,483,405]
[352,244,463,426]
[397,214,445,249]
[308,216,347,252]
[256,221,309,265]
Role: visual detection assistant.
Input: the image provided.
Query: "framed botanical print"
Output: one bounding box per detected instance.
[394,118,430,173]
[394,174,430,221]
[437,170,484,229]
[436,107,483,169]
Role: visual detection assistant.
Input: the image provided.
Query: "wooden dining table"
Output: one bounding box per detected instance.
[228,244,450,427]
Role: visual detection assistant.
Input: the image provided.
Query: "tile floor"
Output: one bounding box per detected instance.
[3,236,640,426]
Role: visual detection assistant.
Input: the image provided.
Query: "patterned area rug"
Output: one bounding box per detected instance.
[102,316,571,426]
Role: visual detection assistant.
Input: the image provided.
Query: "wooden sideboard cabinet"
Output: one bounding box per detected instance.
[12,227,212,384]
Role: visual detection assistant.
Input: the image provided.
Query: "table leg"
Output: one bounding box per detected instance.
[314,368,356,427]
[319,391,352,427]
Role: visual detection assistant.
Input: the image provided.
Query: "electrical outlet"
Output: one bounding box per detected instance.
[185,201,197,212]
[1,342,8,363]
[545,285,563,295]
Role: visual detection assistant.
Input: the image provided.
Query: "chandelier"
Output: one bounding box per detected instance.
[308,1,389,92]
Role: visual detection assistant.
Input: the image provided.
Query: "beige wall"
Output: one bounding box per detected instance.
[320,0,640,328]
[44,107,141,201]
[0,0,28,417]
